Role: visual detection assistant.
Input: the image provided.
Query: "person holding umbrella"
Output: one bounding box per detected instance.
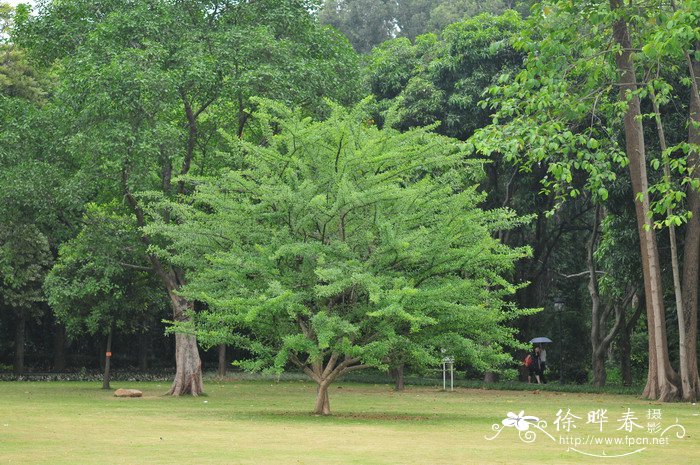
[529,337,552,384]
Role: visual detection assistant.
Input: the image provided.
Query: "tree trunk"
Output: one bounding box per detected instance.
[618,292,643,387]
[123,162,203,396]
[681,51,700,401]
[392,363,405,391]
[619,330,632,386]
[592,349,607,388]
[588,206,605,387]
[610,1,679,401]
[164,290,203,396]
[13,309,26,376]
[651,88,692,399]
[218,343,227,377]
[484,372,499,383]
[102,326,113,390]
[314,383,331,415]
[137,331,149,372]
[587,206,624,388]
[52,321,66,372]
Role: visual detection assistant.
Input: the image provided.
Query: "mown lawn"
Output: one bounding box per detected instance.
[0,380,697,464]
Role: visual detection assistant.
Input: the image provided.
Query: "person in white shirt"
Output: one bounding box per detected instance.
[538,345,547,383]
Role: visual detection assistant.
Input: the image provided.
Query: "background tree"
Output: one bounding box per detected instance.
[472,0,700,400]
[17,0,361,395]
[44,204,167,389]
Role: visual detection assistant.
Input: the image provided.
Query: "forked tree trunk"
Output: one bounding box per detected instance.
[610,1,680,401]
[102,326,113,390]
[681,52,700,401]
[218,344,227,377]
[13,309,26,376]
[588,206,625,388]
[314,383,331,415]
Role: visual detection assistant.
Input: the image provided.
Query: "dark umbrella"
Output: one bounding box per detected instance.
[529,337,553,343]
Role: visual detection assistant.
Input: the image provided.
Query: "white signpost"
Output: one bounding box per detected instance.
[442,356,454,391]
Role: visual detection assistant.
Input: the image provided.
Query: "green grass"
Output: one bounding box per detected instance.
[0,380,698,464]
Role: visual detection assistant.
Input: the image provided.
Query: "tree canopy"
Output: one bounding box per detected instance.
[153,101,535,413]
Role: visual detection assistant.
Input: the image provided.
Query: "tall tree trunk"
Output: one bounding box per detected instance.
[52,321,66,372]
[588,205,605,388]
[610,1,679,401]
[102,326,113,390]
[314,383,331,415]
[217,344,227,377]
[681,50,700,401]
[13,309,26,376]
[650,88,692,399]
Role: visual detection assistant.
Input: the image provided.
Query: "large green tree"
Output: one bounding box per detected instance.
[17,0,361,395]
[154,101,535,414]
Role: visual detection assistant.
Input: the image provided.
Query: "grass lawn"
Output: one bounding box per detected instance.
[0,379,698,464]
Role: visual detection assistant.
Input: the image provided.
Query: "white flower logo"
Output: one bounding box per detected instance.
[502,411,539,431]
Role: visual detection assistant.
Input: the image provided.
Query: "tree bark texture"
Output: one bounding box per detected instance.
[681,51,700,401]
[314,383,331,415]
[610,1,679,401]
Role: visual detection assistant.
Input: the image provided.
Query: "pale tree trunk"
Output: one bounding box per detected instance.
[304,355,368,414]
[650,89,691,398]
[13,308,26,376]
[102,326,113,390]
[610,1,679,401]
[314,383,331,415]
[681,51,700,401]
[167,296,203,396]
[218,344,227,377]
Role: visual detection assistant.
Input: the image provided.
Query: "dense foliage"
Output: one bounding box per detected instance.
[151,101,534,412]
